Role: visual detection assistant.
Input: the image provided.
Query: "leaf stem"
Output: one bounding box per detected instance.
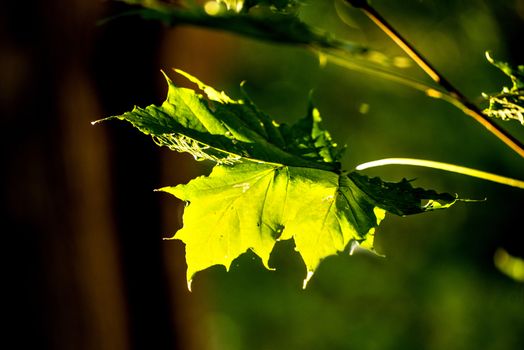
[356,158,524,189]
[345,0,524,158]
[316,49,457,105]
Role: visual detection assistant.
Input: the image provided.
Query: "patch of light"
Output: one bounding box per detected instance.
[204,1,222,16]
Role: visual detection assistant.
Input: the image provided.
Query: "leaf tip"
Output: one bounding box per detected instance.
[91,116,114,125]
[259,256,276,271]
[160,69,173,84]
[173,68,194,83]
[349,239,359,256]
[155,186,176,195]
[302,270,314,289]
[187,279,193,292]
[485,50,494,63]
[368,247,386,258]
[458,196,487,203]
[162,233,177,241]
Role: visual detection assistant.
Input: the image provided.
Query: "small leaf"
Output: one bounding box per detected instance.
[483,52,524,125]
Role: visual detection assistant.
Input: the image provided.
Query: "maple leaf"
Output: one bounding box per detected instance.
[160,163,454,290]
[97,69,342,170]
[95,70,458,289]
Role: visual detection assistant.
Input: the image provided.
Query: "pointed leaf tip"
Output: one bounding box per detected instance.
[349,240,359,255]
[91,116,115,125]
[485,50,494,63]
[302,271,314,289]
[160,69,173,84]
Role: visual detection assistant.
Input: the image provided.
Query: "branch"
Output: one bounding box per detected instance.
[345,0,524,158]
[316,49,457,104]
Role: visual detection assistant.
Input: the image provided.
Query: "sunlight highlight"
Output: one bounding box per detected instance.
[494,249,524,282]
[303,271,314,289]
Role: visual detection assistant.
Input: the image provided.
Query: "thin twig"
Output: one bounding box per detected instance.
[316,49,458,104]
[345,0,524,158]
[356,158,524,189]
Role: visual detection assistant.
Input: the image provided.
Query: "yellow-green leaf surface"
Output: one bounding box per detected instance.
[161,163,384,289]
[97,70,459,289]
[160,163,455,289]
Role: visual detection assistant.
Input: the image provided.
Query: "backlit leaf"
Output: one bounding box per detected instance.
[96,70,460,288]
[483,52,524,125]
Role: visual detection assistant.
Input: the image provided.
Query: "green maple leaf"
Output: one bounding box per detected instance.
[161,164,454,290]
[483,52,524,125]
[96,70,458,289]
[98,69,342,170]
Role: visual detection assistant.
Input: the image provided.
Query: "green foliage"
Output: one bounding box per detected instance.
[99,69,341,170]
[118,0,369,55]
[218,0,298,13]
[494,248,524,283]
[483,52,524,125]
[96,70,459,288]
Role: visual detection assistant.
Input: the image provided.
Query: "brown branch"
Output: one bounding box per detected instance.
[345,0,524,158]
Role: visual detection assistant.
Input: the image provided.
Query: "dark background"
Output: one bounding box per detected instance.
[2,1,523,349]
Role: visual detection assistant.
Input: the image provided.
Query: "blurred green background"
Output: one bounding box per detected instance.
[2,0,523,349]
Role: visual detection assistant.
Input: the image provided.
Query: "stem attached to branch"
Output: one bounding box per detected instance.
[345,0,524,158]
[356,158,524,189]
[317,50,457,104]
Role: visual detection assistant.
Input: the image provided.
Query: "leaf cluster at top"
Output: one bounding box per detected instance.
[116,0,369,55]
